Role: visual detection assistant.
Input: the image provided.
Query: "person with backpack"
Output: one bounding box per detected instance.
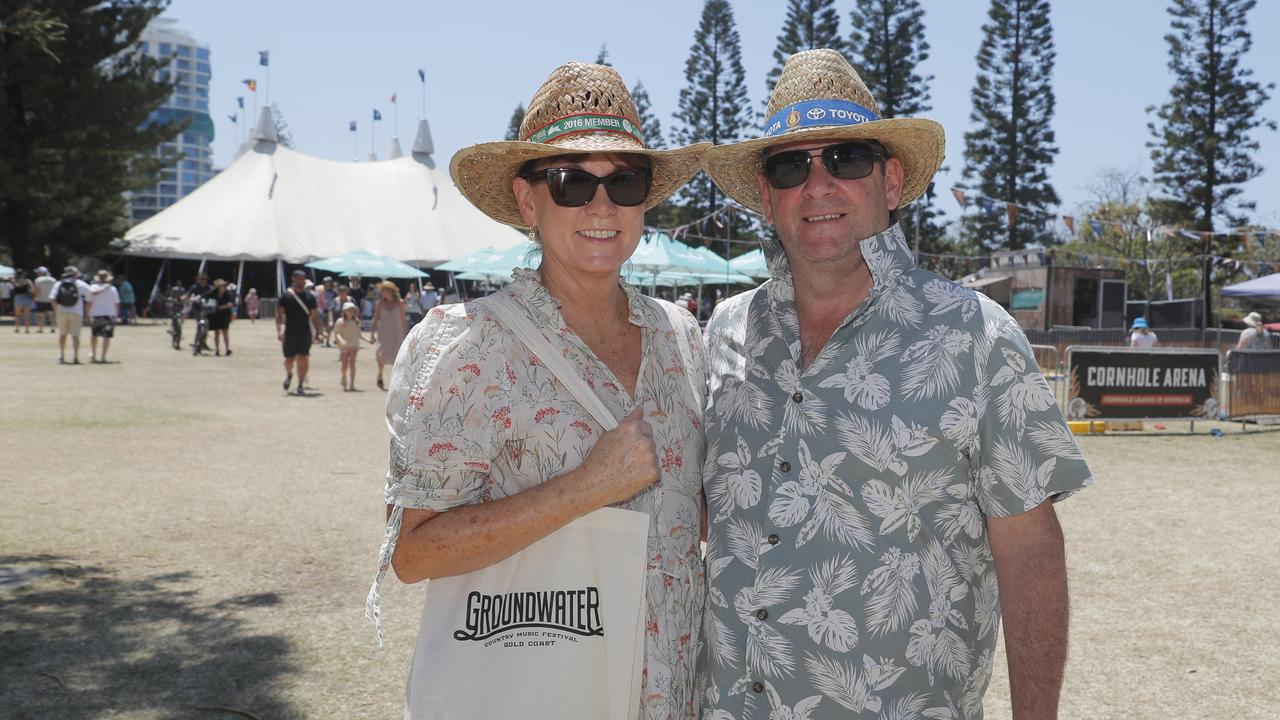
[53,266,91,364]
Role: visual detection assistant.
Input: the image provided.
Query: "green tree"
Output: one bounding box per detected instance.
[1147,0,1274,230]
[0,0,183,270]
[670,0,752,224]
[960,0,1059,250]
[504,102,524,141]
[765,0,847,97]
[848,0,946,256]
[630,80,663,149]
[594,43,610,66]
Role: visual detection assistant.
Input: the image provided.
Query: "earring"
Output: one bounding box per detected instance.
[528,226,538,243]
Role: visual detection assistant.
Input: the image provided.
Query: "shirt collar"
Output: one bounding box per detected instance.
[762,222,915,308]
[507,267,659,331]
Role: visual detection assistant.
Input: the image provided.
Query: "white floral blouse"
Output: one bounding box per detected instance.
[368,268,708,720]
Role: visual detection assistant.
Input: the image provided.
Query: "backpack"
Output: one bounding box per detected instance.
[55,279,81,307]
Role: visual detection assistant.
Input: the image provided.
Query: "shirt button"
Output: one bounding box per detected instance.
[756,608,768,621]
[752,681,764,694]
[779,460,791,473]
[767,533,780,545]
[792,391,804,403]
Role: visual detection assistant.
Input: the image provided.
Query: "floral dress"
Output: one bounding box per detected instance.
[369,268,708,719]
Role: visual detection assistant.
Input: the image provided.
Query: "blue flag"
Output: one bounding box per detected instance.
[349,120,357,132]
[259,50,269,66]
[373,109,382,121]
[1090,219,1104,238]
[418,68,425,83]
[237,96,244,109]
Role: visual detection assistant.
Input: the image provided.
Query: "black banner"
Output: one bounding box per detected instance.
[1067,348,1219,420]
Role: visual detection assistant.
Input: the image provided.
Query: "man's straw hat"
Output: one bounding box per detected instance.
[451,62,710,228]
[702,49,944,214]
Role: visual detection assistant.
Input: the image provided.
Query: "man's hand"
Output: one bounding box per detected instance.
[988,499,1069,720]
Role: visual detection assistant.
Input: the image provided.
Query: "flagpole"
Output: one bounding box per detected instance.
[420,68,426,119]
[371,115,376,157]
[352,124,358,161]
[394,91,399,139]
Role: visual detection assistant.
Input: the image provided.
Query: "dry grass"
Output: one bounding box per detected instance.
[1,320,1277,719]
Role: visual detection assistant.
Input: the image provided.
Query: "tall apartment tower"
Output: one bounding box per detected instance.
[129,18,215,223]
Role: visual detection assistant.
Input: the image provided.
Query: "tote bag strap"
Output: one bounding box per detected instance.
[486,295,618,431]
[653,300,704,409]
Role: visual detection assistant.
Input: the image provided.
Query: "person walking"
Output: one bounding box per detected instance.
[31,266,57,334]
[209,279,235,356]
[276,269,324,395]
[53,266,91,364]
[11,270,35,333]
[117,274,136,325]
[86,270,121,363]
[245,288,260,322]
[404,286,422,327]
[332,301,369,391]
[418,281,439,318]
[1129,317,1158,348]
[1237,311,1272,350]
[369,280,408,390]
[696,50,1094,719]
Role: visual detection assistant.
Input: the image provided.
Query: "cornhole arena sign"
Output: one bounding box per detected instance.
[1066,348,1220,420]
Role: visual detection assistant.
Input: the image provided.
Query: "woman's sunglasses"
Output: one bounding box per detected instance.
[763,141,886,190]
[519,167,652,208]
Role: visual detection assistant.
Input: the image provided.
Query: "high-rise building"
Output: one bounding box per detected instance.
[129,18,215,223]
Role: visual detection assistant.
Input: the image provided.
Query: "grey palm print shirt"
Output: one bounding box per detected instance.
[697,224,1093,719]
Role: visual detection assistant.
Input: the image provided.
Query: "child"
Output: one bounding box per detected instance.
[245,288,259,322]
[332,301,370,391]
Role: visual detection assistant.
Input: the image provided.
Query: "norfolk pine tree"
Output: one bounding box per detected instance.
[764,0,847,97]
[960,0,1059,250]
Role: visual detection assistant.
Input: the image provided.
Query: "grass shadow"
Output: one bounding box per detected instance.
[0,554,301,719]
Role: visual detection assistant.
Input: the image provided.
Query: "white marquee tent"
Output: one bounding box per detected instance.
[120,108,523,266]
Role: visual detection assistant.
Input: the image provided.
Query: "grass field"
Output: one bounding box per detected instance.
[2,319,1278,719]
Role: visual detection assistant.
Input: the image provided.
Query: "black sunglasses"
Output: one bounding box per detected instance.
[763,141,887,190]
[519,167,652,208]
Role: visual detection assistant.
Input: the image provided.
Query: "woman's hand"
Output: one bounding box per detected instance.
[574,408,660,507]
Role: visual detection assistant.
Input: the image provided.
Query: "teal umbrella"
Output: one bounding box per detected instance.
[305,249,428,278]
[0,263,15,277]
[436,242,537,275]
[728,248,770,279]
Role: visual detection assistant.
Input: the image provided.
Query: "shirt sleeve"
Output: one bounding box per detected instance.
[974,317,1094,518]
[384,302,507,512]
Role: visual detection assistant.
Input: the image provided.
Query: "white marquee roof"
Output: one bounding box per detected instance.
[120,109,523,265]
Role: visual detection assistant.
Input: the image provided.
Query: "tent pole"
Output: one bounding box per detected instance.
[148,257,168,316]
[276,258,283,296]
[236,260,245,317]
[198,256,207,274]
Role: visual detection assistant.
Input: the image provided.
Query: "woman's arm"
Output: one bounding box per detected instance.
[389,409,659,583]
[400,302,409,335]
[370,303,381,341]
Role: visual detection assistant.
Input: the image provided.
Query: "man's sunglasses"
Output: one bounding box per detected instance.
[519,167,652,208]
[763,141,886,190]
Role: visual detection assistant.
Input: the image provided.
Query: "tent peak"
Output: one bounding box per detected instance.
[412,119,434,158]
[253,106,278,144]
[388,137,403,159]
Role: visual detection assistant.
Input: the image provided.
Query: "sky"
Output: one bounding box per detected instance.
[165,0,1280,231]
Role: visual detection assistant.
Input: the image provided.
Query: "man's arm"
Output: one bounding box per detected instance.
[275,302,285,340]
[987,498,1069,720]
[310,307,323,337]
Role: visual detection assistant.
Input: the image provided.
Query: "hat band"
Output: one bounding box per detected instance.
[523,113,644,146]
[763,99,880,137]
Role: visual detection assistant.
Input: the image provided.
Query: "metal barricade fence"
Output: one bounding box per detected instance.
[1029,344,1066,409]
[1226,350,1280,419]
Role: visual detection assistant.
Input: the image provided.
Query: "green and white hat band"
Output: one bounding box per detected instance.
[523,113,644,146]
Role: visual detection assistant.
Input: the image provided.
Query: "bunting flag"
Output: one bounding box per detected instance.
[373,109,382,121]
[228,113,237,124]
[977,197,995,216]
[1063,215,1075,234]
[418,68,426,83]
[349,120,357,132]
[1089,219,1103,238]
[390,93,397,104]
[236,96,244,109]
[259,50,270,66]
[1113,222,1127,234]
[242,79,257,92]
[951,187,967,209]
[1006,204,1018,228]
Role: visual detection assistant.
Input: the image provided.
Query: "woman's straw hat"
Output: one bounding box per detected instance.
[702,49,944,214]
[451,62,710,228]
[378,280,399,293]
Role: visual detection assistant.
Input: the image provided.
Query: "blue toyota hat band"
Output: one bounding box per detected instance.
[763,99,881,138]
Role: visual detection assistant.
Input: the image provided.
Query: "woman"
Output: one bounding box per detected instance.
[11,270,34,333]
[369,280,408,390]
[404,286,422,327]
[208,279,235,356]
[245,288,259,323]
[367,62,710,718]
[1129,316,1157,348]
[332,301,369,391]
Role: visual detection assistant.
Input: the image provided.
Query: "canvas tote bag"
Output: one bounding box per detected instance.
[404,295,659,720]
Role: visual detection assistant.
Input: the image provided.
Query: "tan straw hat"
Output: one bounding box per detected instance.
[450,62,710,228]
[702,49,945,214]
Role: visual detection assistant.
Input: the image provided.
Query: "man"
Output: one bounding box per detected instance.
[419,281,439,318]
[1237,311,1272,350]
[696,50,1093,720]
[52,266,91,364]
[31,266,57,333]
[276,269,323,395]
[183,273,215,352]
[86,270,121,363]
[117,274,136,325]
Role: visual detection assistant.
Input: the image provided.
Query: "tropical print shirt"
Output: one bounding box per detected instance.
[697,224,1093,719]
[370,268,707,720]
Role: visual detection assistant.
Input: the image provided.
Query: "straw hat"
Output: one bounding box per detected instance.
[95,269,113,283]
[702,49,945,214]
[450,62,711,228]
[1243,311,1262,328]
